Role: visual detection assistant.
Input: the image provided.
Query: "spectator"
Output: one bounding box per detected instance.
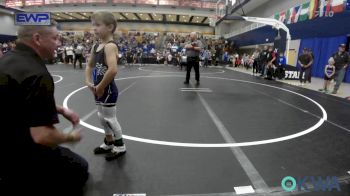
[74,43,84,69]
[65,44,74,64]
[252,48,260,75]
[259,45,268,76]
[57,46,64,63]
[298,48,313,85]
[319,57,336,93]
[331,43,350,94]
[265,46,276,80]
[275,51,286,79]
[307,48,314,83]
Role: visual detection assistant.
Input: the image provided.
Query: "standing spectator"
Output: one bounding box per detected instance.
[167,52,173,65]
[126,49,133,66]
[252,48,260,75]
[0,20,88,196]
[275,51,286,79]
[211,47,216,66]
[156,52,162,64]
[278,51,286,67]
[265,46,277,80]
[137,49,143,66]
[319,57,336,93]
[242,53,249,69]
[307,48,314,83]
[298,48,313,86]
[234,54,241,67]
[184,32,203,85]
[171,42,178,53]
[74,43,84,69]
[224,51,229,65]
[208,50,212,66]
[57,46,64,63]
[331,43,350,94]
[259,45,268,76]
[65,44,74,64]
[203,49,209,68]
[180,48,186,70]
[150,47,156,55]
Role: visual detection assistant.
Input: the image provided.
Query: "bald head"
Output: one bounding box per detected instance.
[16,20,60,59]
[17,20,58,41]
[190,32,197,41]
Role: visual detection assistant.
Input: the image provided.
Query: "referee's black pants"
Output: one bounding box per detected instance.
[185,56,200,82]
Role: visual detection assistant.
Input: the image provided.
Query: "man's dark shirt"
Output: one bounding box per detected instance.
[298,53,312,68]
[0,43,59,166]
[333,51,350,70]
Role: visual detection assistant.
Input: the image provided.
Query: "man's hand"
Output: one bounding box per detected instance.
[61,108,80,127]
[67,128,82,142]
[185,44,193,49]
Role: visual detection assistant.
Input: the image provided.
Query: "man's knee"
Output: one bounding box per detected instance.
[55,147,89,183]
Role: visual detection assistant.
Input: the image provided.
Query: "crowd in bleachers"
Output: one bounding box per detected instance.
[47,32,231,68]
[0,32,241,70]
[0,33,281,75]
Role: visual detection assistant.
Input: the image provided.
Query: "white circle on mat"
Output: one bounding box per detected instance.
[52,74,63,84]
[63,75,327,148]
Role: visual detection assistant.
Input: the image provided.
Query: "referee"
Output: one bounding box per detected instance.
[184,32,203,85]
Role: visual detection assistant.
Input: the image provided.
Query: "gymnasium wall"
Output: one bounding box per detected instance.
[0,14,17,36]
[59,21,215,35]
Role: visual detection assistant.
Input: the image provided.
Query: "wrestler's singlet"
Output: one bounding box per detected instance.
[92,41,119,106]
